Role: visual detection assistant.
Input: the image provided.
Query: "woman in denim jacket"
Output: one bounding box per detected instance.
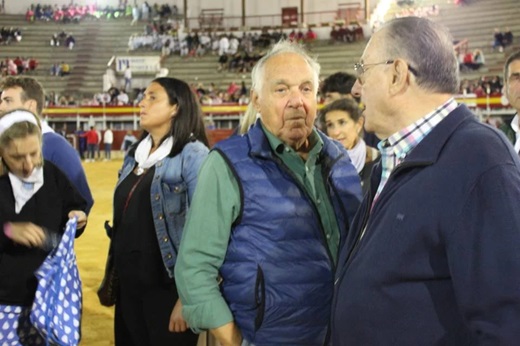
[111,77,209,345]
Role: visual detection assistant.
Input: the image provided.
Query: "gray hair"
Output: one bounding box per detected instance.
[504,50,520,82]
[380,17,459,94]
[251,40,321,96]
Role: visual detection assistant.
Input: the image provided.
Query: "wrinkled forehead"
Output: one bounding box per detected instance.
[264,53,316,83]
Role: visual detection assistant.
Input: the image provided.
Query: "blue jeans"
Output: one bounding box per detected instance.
[87,144,96,159]
[104,143,112,159]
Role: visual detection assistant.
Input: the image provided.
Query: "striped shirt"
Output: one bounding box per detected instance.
[374,98,458,202]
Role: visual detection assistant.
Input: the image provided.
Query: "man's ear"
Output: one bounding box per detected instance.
[390,59,411,96]
[251,90,261,113]
[25,99,38,114]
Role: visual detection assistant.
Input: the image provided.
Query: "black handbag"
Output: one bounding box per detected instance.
[97,221,118,307]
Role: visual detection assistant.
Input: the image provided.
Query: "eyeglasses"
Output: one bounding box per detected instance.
[354,60,395,78]
[353,60,419,83]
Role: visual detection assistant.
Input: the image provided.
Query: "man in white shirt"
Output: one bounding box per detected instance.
[103,127,114,160]
[503,50,520,154]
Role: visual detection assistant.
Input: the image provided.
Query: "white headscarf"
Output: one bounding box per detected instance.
[134,134,173,175]
[0,110,43,213]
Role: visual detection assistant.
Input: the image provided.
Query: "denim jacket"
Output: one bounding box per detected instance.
[117,140,209,278]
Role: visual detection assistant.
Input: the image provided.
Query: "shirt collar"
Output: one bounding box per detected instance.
[511,113,519,134]
[378,98,458,159]
[260,120,323,158]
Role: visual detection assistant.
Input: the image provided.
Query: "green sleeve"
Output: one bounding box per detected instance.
[175,150,241,332]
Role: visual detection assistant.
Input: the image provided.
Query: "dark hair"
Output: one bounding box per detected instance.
[318,98,361,132]
[504,50,520,82]
[0,76,45,115]
[320,72,357,95]
[134,77,209,157]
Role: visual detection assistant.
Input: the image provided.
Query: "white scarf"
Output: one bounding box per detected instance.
[8,166,44,214]
[134,135,173,175]
[347,139,367,174]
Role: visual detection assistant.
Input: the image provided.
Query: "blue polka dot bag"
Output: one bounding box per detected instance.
[30,217,82,346]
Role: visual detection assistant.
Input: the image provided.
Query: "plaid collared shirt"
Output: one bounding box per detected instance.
[374,98,458,203]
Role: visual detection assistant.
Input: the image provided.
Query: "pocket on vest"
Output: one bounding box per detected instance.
[254,265,265,331]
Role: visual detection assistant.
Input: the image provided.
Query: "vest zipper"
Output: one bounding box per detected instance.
[275,157,336,269]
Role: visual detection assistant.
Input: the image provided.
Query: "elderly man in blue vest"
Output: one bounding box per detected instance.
[175,41,362,346]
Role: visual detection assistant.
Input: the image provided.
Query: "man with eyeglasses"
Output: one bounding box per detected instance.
[499,50,520,155]
[331,17,520,344]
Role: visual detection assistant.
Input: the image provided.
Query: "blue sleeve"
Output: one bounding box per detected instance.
[181,141,210,203]
[42,133,94,215]
[447,163,520,343]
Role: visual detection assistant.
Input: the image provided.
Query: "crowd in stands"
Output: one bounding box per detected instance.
[0,27,22,45]
[458,49,486,72]
[25,3,128,23]
[394,4,439,19]
[50,61,71,77]
[130,2,180,24]
[330,24,363,43]
[459,75,503,96]
[0,57,38,76]
[50,31,76,49]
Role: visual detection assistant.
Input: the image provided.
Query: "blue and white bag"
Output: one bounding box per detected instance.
[30,217,82,346]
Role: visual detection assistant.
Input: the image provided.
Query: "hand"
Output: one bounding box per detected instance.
[169,298,189,333]
[68,210,87,229]
[5,222,45,248]
[211,322,243,346]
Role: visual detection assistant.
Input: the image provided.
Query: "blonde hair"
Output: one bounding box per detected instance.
[238,103,258,135]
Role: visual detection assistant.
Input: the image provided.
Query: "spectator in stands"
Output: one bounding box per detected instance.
[0,76,93,213]
[319,98,380,193]
[503,27,514,47]
[500,51,520,151]
[26,7,34,21]
[305,28,317,45]
[50,63,60,76]
[123,64,132,92]
[141,1,150,22]
[28,57,38,73]
[493,28,505,52]
[65,33,76,50]
[50,33,59,47]
[109,77,208,345]
[218,34,229,56]
[473,49,485,69]
[60,61,70,76]
[320,71,357,104]
[130,5,140,25]
[117,89,129,105]
[332,16,520,344]
[7,59,17,76]
[175,40,362,346]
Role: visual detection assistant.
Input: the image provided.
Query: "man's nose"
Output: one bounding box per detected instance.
[351,79,362,98]
[288,90,304,107]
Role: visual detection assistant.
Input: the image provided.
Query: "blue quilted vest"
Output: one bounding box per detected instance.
[214,122,361,345]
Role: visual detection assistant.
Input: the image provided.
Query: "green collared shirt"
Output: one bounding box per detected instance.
[175,121,341,332]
